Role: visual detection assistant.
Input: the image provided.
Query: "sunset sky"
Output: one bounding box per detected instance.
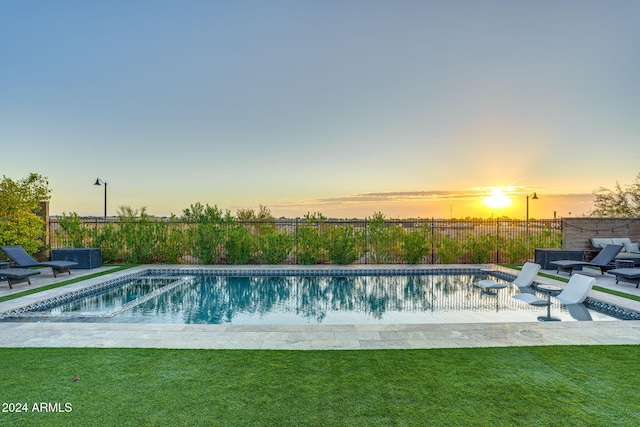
[2,1,639,219]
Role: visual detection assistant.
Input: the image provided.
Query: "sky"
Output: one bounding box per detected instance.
[1,0,639,220]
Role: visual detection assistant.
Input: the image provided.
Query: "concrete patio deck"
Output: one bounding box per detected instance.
[1,265,640,350]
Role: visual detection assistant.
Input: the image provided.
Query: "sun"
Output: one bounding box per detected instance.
[483,187,512,209]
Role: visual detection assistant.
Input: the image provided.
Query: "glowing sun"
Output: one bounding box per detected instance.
[483,188,512,209]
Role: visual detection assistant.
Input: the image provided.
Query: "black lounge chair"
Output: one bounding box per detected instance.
[607,267,640,288]
[1,245,79,277]
[0,268,40,289]
[550,244,623,275]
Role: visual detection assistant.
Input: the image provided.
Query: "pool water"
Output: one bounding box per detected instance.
[2,272,621,324]
[52,278,171,314]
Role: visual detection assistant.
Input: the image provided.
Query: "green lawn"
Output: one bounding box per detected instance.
[1,346,638,426]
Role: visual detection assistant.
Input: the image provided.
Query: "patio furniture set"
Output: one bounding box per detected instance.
[477,261,595,321]
[587,238,640,287]
[547,239,640,288]
[0,245,78,289]
[590,237,640,265]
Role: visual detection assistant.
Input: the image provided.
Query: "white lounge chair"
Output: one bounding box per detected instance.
[513,273,595,310]
[512,287,549,306]
[556,274,595,305]
[476,262,541,294]
[511,262,542,288]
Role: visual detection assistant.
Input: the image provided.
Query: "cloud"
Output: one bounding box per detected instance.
[268,189,595,207]
[317,190,480,203]
[259,189,596,220]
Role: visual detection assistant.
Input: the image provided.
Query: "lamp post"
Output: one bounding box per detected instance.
[94,178,107,218]
[526,192,538,239]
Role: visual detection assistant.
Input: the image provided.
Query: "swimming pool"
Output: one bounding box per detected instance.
[3,268,637,324]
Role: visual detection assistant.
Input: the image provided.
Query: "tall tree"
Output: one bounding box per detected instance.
[591,172,640,217]
[0,173,51,253]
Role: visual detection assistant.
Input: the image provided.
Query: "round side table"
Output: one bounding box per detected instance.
[537,284,561,322]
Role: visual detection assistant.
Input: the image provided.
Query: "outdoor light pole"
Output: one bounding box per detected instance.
[526,192,538,239]
[94,178,107,218]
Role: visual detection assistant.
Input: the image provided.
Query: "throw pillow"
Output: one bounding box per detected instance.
[624,242,640,253]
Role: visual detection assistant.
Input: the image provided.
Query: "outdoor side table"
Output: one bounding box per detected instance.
[537,284,561,322]
[615,260,635,269]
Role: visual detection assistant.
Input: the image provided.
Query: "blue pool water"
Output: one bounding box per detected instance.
[1,269,631,324]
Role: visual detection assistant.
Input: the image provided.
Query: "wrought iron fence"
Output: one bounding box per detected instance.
[48,217,563,265]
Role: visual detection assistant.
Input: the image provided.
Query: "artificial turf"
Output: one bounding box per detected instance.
[1,346,638,426]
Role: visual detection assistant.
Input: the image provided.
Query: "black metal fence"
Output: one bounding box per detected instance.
[48,217,563,265]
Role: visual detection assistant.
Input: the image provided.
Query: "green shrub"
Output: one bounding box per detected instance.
[117,207,159,264]
[402,227,431,264]
[152,216,185,264]
[530,226,562,250]
[367,212,402,263]
[182,203,228,264]
[503,236,530,264]
[55,212,88,248]
[258,231,292,264]
[88,223,121,263]
[225,225,255,264]
[237,205,276,236]
[436,235,464,264]
[463,233,496,263]
[296,213,327,264]
[326,225,363,265]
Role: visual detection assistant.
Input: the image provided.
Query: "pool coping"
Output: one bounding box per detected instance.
[2,264,640,349]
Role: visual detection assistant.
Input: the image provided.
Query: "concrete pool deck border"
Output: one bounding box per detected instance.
[1,264,640,349]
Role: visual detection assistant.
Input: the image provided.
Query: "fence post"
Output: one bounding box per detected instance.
[295,217,299,265]
[496,218,500,264]
[363,218,368,264]
[431,217,435,264]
